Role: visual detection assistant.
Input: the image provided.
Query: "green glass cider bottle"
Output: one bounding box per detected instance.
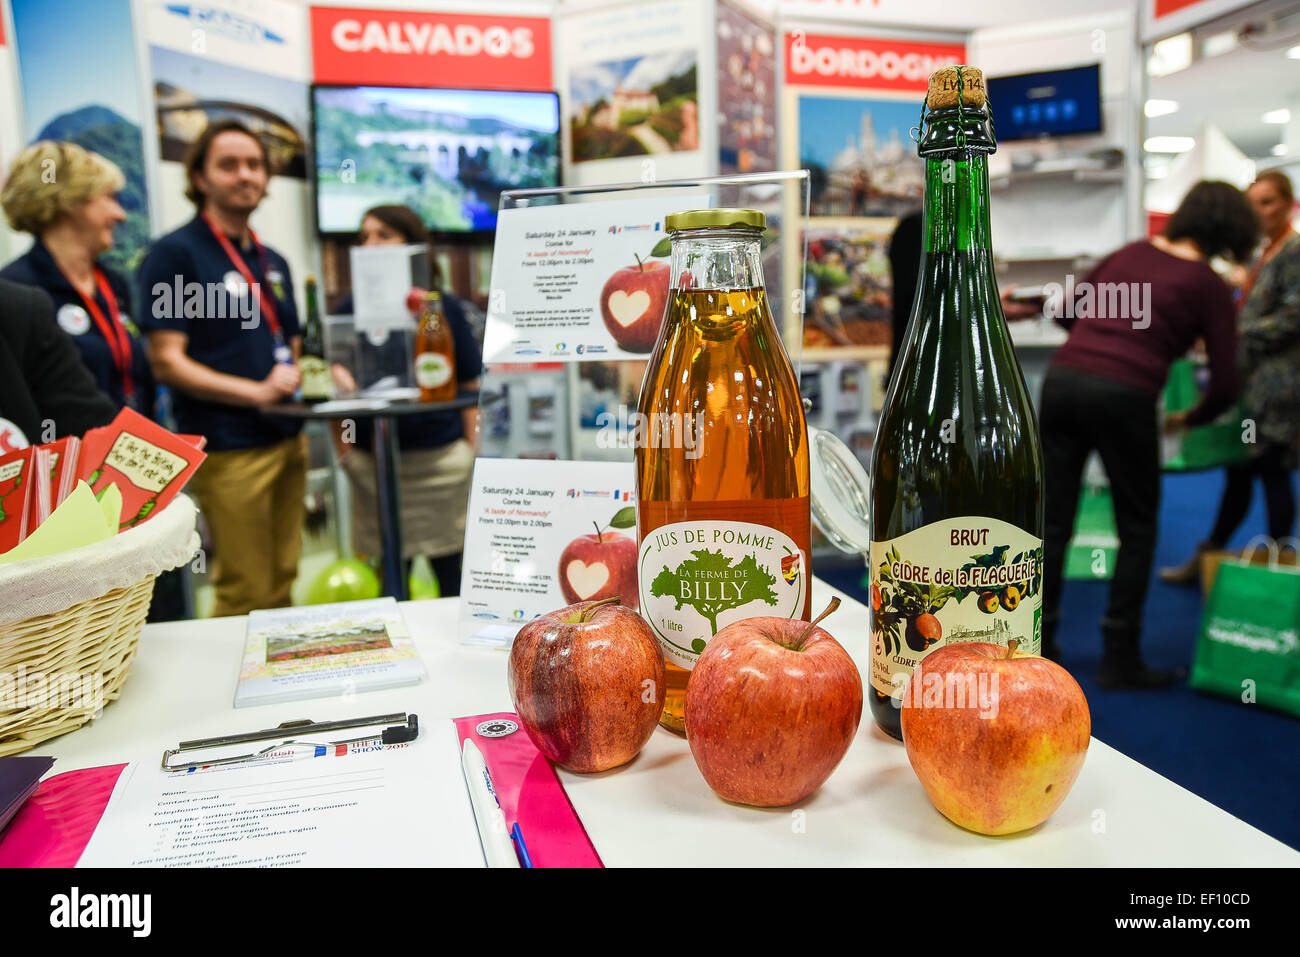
[868,66,1045,740]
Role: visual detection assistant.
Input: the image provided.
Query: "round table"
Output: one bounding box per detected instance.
[261,391,479,600]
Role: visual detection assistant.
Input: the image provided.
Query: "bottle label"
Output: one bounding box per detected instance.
[299,355,331,399]
[638,520,807,670]
[868,516,1043,699]
[415,353,452,389]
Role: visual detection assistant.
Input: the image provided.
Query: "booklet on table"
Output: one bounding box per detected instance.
[235,598,425,708]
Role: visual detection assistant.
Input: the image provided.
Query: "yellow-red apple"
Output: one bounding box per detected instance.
[900,640,1090,835]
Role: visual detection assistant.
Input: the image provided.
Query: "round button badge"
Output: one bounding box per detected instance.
[57,304,91,336]
[475,719,519,739]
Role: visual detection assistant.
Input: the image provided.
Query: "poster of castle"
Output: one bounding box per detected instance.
[569,50,699,163]
[799,95,924,218]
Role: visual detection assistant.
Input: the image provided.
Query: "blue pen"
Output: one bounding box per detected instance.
[510,822,533,868]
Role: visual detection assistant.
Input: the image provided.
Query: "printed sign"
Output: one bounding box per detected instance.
[784,33,965,91]
[310,6,552,91]
[481,193,707,364]
[459,458,637,646]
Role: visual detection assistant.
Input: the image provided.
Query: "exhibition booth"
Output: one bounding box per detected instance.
[0,0,1297,879]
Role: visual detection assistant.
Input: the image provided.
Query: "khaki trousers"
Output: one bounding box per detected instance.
[189,435,307,617]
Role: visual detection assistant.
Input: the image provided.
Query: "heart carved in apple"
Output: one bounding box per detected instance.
[558,506,639,610]
[599,256,669,353]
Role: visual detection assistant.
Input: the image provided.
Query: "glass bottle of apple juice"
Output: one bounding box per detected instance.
[635,208,811,734]
[869,66,1045,740]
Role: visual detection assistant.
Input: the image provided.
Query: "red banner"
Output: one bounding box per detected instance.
[784,33,965,91]
[1154,0,1207,18]
[310,6,552,91]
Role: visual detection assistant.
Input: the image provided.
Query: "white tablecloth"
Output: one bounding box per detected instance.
[27,579,1298,866]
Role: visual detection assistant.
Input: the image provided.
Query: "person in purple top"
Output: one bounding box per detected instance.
[1039,180,1258,688]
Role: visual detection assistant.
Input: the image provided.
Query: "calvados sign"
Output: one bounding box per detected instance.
[784,33,965,91]
[309,6,552,91]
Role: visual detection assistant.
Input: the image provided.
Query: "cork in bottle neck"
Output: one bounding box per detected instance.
[926,65,986,110]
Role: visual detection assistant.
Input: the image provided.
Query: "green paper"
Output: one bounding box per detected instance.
[0,481,113,565]
[99,483,123,531]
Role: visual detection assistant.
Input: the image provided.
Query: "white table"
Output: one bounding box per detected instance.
[28,579,1298,866]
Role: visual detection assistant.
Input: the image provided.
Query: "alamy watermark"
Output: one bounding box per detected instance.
[0,666,104,713]
[149,275,261,329]
[1043,274,1152,330]
[891,661,1001,719]
[594,404,706,460]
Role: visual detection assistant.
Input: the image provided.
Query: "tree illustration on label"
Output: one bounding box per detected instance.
[650,549,779,647]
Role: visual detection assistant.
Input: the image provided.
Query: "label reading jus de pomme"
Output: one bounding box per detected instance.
[869,516,1043,698]
[639,520,807,670]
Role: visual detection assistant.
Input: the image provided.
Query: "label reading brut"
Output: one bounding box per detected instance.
[639,520,807,670]
[869,516,1043,699]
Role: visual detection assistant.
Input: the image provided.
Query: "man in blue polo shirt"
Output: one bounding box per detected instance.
[138,120,304,616]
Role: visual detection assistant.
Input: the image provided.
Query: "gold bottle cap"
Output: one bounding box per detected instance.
[665,208,766,232]
[926,65,986,109]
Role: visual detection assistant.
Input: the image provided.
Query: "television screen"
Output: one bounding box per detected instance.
[986,64,1102,142]
[312,85,560,234]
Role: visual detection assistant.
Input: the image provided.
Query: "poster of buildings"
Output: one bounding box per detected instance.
[798,95,924,218]
[151,46,308,179]
[568,50,699,163]
[558,0,710,185]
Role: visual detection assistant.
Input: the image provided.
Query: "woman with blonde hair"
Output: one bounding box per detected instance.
[1,141,154,417]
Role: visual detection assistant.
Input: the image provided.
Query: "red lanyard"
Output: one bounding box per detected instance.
[201,211,282,339]
[1242,228,1296,305]
[62,265,134,399]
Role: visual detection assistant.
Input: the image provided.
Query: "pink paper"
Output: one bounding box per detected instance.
[453,713,602,868]
[0,764,126,867]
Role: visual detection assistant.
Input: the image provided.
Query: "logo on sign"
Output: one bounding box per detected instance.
[165,4,286,45]
[329,18,534,58]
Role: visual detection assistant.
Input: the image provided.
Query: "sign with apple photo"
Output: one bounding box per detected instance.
[459,457,639,646]
[481,193,708,363]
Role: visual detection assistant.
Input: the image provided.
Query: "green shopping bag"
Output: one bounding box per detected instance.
[1064,485,1117,581]
[1162,359,1251,471]
[1189,542,1300,717]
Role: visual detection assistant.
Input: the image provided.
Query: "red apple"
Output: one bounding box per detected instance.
[599,258,669,353]
[900,640,1091,836]
[558,529,638,610]
[508,597,665,772]
[685,598,862,806]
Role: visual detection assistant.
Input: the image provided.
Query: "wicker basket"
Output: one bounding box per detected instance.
[0,494,199,756]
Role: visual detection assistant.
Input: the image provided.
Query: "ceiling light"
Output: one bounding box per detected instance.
[1273,144,1289,156]
[1145,99,1179,117]
[1263,109,1291,124]
[1145,136,1196,153]
[1202,31,1239,57]
[1288,45,1300,59]
[1148,33,1193,77]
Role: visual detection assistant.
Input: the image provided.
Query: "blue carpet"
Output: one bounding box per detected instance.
[820,467,1300,852]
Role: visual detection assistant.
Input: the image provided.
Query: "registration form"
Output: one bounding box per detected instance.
[77,720,484,867]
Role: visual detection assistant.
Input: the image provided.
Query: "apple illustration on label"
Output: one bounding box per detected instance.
[558,506,639,611]
[600,255,669,353]
[685,598,863,807]
[900,639,1091,836]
